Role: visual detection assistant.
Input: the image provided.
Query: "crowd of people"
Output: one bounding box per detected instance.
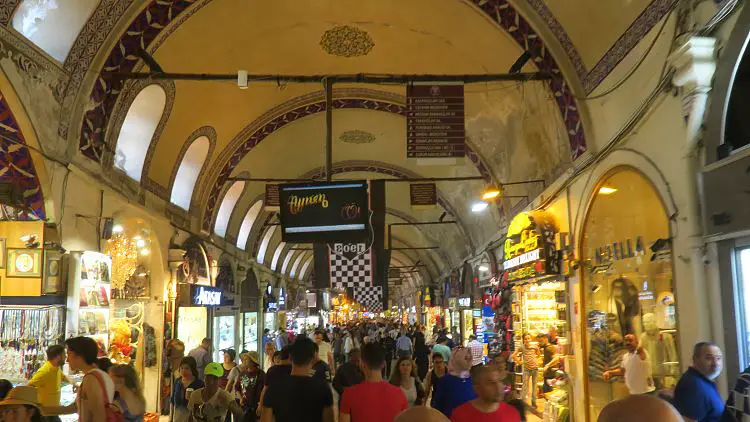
[0,320,747,422]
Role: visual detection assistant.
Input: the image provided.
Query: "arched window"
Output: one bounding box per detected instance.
[299,256,313,280]
[12,0,98,62]
[256,226,277,264]
[171,136,209,210]
[289,253,306,278]
[113,84,167,181]
[237,201,263,250]
[270,242,286,271]
[214,181,245,238]
[280,250,296,275]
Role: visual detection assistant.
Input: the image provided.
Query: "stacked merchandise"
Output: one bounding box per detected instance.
[0,306,64,381]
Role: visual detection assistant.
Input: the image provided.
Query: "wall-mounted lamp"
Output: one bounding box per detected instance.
[471,201,489,213]
[481,185,502,201]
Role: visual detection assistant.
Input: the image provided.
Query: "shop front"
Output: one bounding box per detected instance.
[579,167,680,421]
[212,260,238,362]
[177,284,225,353]
[240,270,260,353]
[501,210,569,417]
[0,220,66,383]
[264,282,279,334]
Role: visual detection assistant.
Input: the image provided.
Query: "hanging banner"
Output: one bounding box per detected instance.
[264,184,280,211]
[406,84,465,158]
[410,183,437,209]
[279,181,369,243]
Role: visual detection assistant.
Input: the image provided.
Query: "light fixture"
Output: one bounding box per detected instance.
[471,201,489,213]
[112,225,124,234]
[135,239,146,248]
[481,185,502,201]
[478,265,489,272]
[140,248,150,256]
[598,186,617,195]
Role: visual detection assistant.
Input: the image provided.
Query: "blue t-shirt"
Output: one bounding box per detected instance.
[674,367,725,422]
[433,374,477,417]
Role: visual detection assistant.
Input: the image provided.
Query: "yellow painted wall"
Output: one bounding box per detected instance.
[0,221,44,296]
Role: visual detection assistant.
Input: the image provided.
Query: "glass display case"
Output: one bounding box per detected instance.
[78,251,112,352]
[177,306,207,353]
[243,312,258,352]
[213,315,236,361]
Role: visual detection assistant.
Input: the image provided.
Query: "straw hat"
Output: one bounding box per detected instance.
[246,351,260,365]
[0,386,42,411]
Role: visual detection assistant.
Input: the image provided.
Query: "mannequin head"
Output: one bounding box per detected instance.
[642,313,658,334]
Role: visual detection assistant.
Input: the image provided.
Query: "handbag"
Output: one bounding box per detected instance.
[87,370,124,422]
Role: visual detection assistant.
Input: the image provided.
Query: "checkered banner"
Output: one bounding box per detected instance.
[354,285,383,313]
[329,243,372,289]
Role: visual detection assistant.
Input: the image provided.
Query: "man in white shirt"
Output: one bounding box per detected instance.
[603,334,655,395]
[343,331,354,360]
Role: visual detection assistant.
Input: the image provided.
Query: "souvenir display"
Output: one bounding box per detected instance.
[0,306,64,381]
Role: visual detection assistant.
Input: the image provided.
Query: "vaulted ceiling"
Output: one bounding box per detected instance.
[0,0,677,288]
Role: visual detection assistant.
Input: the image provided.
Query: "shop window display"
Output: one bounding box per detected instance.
[581,168,679,420]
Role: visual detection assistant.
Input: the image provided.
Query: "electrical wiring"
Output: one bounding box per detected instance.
[576,5,677,101]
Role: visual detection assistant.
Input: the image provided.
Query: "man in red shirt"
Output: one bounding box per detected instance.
[340,342,408,422]
[451,366,521,422]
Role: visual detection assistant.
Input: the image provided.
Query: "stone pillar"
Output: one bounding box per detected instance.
[668,36,719,376]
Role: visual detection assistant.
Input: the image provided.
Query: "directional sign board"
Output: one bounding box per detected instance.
[406,84,465,158]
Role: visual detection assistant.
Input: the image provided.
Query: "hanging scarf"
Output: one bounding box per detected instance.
[448,348,472,379]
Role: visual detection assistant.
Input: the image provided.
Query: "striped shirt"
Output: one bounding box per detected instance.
[520,345,539,370]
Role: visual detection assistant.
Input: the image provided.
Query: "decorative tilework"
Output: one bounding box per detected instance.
[0,91,45,219]
[199,97,493,231]
[470,0,586,158]
[0,0,20,26]
[524,0,678,94]
[78,0,196,161]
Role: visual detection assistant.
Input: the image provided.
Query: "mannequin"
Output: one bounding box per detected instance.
[639,313,678,388]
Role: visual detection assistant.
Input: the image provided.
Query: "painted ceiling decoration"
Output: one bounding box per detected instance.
[320,25,375,57]
[525,0,677,93]
[73,0,586,179]
[0,90,45,219]
[198,91,494,232]
[339,129,376,144]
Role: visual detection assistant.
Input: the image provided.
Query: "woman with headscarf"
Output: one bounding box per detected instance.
[432,348,477,418]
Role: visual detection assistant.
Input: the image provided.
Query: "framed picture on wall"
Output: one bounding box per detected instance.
[7,248,42,278]
[43,250,63,294]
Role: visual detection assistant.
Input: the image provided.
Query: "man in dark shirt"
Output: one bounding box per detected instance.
[673,342,725,422]
[258,346,291,416]
[261,337,334,422]
[537,333,559,393]
[333,348,364,397]
[312,342,332,383]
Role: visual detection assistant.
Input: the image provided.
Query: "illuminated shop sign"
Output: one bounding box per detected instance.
[279,181,369,243]
[278,287,286,309]
[502,211,560,283]
[503,249,541,270]
[458,297,471,308]
[192,285,223,306]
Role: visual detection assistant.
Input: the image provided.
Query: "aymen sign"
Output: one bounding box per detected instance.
[192,285,223,306]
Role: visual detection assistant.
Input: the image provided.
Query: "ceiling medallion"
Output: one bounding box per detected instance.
[339,130,376,144]
[320,25,374,58]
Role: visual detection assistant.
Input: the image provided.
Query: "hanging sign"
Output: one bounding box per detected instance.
[502,211,560,283]
[406,84,465,158]
[410,183,437,209]
[191,285,223,306]
[265,184,280,211]
[458,296,471,308]
[279,181,369,243]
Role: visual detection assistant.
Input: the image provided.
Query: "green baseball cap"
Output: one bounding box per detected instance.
[204,362,224,378]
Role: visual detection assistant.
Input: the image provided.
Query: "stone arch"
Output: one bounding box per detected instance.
[103,78,176,184]
[0,69,48,219]
[167,126,217,211]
